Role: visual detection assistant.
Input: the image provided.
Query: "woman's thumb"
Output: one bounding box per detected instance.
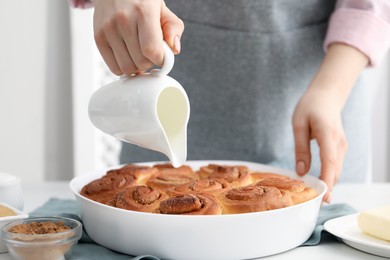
[161,4,184,54]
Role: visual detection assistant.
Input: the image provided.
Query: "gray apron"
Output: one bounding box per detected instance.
[121,0,371,182]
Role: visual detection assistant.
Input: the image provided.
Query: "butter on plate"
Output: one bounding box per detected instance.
[358,206,390,241]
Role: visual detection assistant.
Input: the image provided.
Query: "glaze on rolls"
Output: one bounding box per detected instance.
[154,193,222,215]
[218,186,293,214]
[113,185,169,213]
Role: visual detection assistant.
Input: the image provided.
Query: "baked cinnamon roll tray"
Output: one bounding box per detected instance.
[70,160,327,260]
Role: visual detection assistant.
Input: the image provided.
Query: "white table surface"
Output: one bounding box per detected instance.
[1,181,390,260]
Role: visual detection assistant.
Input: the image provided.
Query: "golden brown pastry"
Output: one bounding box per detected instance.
[166,178,230,196]
[145,167,200,191]
[250,172,290,183]
[153,163,194,175]
[106,164,159,185]
[80,173,136,205]
[80,162,317,215]
[113,185,169,213]
[81,164,158,205]
[290,186,318,204]
[197,164,252,188]
[252,177,317,205]
[154,193,222,215]
[218,185,293,214]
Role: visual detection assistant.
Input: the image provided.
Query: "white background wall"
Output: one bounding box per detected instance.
[0,0,389,182]
[366,51,390,182]
[70,7,121,177]
[0,0,75,181]
[0,1,48,181]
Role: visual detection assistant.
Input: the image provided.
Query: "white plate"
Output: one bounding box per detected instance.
[324,213,390,258]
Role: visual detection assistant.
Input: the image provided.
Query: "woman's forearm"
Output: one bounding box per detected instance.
[310,43,369,108]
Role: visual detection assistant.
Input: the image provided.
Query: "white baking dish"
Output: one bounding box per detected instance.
[69,160,326,260]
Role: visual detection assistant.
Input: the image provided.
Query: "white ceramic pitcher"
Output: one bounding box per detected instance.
[88,42,190,167]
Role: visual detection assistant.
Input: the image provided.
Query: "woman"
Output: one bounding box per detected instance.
[71,0,390,202]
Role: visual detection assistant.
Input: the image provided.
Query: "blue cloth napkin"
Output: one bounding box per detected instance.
[29,198,356,259]
[302,203,356,246]
[30,198,156,260]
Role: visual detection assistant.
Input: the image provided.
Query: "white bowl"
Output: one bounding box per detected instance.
[70,160,327,260]
[0,202,28,253]
[0,172,24,211]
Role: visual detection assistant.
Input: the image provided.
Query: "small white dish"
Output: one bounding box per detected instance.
[0,172,24,211]
[324,213,390,258]
[0,202,28,253]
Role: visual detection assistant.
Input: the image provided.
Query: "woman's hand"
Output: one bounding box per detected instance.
[293,43,368,203]
[91,0,184,75]
[293,85,347,203]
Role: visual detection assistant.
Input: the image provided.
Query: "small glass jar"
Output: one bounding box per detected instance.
[1,217,82,260]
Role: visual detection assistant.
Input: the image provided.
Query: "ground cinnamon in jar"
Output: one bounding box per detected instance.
[8,221,70,235]
[0,205,16,217]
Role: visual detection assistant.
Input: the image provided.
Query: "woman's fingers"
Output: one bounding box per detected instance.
[293,118,312,176]
[316,128,347,203]
[292,87,348,204]
[116,7,153,73]
[137,1,164,67]
[161,2,185,54]
[92,0,182,75]
[103,19,137,75]
[94,33,122,76]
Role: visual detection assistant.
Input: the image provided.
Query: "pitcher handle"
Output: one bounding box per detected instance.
[152,41,175,77]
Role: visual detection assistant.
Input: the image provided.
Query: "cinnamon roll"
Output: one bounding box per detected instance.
[145,168,200,191]
[106,164,158,185]
[218,185,293,214]
[166,178,230,196]
[250,172,290,183]
[197,164,251,188]
[113,185,169,213]
[155,193,222,215]
[80,173,136,205]
[153,163,194,175]
[252,177,317,205]
[80,162,316,214]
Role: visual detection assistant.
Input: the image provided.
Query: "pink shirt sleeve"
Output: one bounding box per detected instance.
[69,0,93,9]
[325,0,390,66]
